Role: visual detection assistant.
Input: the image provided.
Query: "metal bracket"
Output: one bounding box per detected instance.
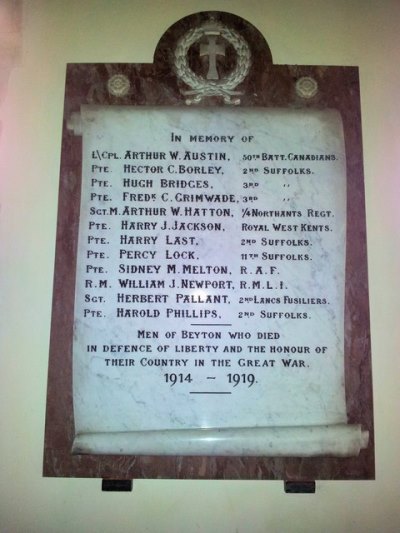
[284,481,316,494]
[102,479,133,492]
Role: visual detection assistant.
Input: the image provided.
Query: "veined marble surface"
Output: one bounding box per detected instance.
[73,425,369,456]
[70,106,368,456]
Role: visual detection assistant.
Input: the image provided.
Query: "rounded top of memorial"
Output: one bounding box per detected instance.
[154,11,273,102]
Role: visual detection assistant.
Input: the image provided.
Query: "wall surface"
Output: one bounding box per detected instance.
[0,1,399,531]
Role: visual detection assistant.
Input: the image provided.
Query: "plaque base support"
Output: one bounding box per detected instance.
[284,481,316,494]
[102,480,133,492]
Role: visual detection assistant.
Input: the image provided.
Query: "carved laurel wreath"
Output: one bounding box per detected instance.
[174,22,252,104]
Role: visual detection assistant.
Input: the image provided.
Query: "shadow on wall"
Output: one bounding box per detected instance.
[0,0,22,104]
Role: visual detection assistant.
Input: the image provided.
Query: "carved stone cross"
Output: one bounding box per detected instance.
[200,34,226,80]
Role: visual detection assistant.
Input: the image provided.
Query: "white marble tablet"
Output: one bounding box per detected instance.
[70,106,368,456]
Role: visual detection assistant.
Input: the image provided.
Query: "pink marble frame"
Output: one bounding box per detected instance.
[43,11,374,480]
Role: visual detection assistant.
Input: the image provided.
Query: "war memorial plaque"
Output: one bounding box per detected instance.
[44,12,374,480]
